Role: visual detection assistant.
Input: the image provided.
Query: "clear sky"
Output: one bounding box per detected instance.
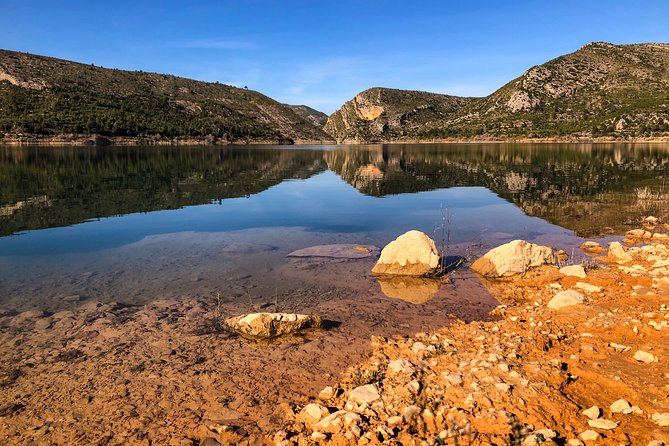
[2,1,667,114]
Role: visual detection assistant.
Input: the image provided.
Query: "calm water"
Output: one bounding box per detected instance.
[1,143,668,312]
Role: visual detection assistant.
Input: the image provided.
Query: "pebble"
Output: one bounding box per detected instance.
[575,282,603,293]
[582,406,601,420]
[402,405,421,423]
[652,412,669,427]
[580,430,600,441]
[609,342,631,352]
[349,385,380,405]
[587,418,618,430]
[443,373,463,386]
[547,290,585,310]
[318,386,334,401]
[560,264,587,278]
[609,399,632,414]
[387,359,415,375]
[633,350,657,363]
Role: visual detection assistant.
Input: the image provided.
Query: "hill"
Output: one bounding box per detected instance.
[323,87,476,142]
[288,105,329,127]
[0,50,333,144]
[325,43,669,142]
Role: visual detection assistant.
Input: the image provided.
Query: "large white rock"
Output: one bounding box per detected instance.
[372,230,441,276]
[547,290,585,309]
[224,313,322,340]
[471,240,557,277]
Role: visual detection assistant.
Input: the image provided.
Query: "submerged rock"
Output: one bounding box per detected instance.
[224,313,322,340]
[470,240,556,277]
[372,230,441,276]
[287,244,380,259]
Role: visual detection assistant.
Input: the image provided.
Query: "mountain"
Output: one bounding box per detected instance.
[323,87,476,142]
[325,43,669,142]
[288,105,329,127]
[0,50,333,144]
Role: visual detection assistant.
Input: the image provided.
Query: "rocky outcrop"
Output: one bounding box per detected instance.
[470,240,557,277]
[323,88,475,143]
[325,43,669,140]
[288,105,329,127]
[224,313,322,340]
[371,230,441,276]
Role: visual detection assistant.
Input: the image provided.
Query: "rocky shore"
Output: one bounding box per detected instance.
[1,224,668,445]
[274,226,669,445]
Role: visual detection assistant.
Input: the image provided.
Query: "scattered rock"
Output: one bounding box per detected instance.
[652,412,669,427]
[609,342,631,353]
[224,313,322,340]
[297,403,330,425]
[579,430,600,441]
[402,405,421,423]
[609,399,633,414]
[371,230,441,276]
[609,242,633,262]
[587,418,618,430]
[348,384,380,405]
[470,240,556,277]
[313,410,346,433]
[582,405,601,420]
[580,241,606,254]
[633,350,657,363]
[318,386,335,401]
[559,264,587,278]
[547,290,585,310]
[575,282,603,293]
[387,359,415,375]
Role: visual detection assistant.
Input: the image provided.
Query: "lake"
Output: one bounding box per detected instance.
[1,143,668,315]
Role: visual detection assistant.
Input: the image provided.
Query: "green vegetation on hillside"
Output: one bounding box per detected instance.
[0,50,332,143]
[325,43,669,142]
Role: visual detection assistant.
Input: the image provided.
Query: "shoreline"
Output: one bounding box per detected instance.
[1,134,668,147]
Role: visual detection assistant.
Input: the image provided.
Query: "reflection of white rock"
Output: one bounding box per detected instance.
[372,230,440,276]
[376,276,441,304]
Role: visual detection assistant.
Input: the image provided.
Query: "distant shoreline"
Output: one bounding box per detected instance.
[1,134,668,146]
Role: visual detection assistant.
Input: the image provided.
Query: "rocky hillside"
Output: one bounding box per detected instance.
[325,43,669,142]
[0,50,333,144]
[288,105,329,127]
[323,88,476,143]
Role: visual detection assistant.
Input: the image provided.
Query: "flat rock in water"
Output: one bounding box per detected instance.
[372,230,441,276]
[224,313,322,340]
[287,244,380,259]
[470,240,556,278]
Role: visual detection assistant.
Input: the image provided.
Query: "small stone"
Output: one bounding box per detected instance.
[633,350,656,363]
[343,412,361,427]
[609,242,632,262]
[588,418,618,430]
[575,282,603,293]
[412,342,426,353]
[388,359,415,375]
[582,406,601,420]
[313,410,346,433]
[494,382,512,393]
[547,290,585,310]
[567,440,582,446]
[387,416,403,426]
[402,405,421,423]
[609,399,632,414]
[318,386,335,401]
[200,439,222,446]
[652,412,669,427]
[444,373,463,386]
[560,264,587,278]
[609,343,631,352]
[349,385,380,405]
[311,432,327,441]
[580,430,600,441]
[298,404,329,425]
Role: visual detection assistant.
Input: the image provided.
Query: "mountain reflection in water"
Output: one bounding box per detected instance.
[1,143,667,239]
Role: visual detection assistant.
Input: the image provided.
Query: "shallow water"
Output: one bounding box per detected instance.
[1,143,668,315]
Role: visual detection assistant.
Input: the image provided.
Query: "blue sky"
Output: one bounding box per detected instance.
[2,1,667,114]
